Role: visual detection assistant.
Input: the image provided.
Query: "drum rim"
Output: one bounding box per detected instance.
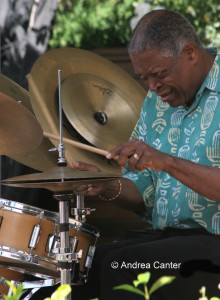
[0,198,58,222]
[0,247,59,279]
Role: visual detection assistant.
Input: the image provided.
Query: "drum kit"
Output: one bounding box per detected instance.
[0,47,145,299]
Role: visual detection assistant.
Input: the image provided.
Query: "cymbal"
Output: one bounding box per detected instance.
[0,75,43,155]
[8,137,58,171]
[28,47,145,173]
[0,74,57,170]
[2,166,120,192]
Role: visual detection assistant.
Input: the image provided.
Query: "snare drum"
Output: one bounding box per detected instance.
[0,199,99,284]
[0,199,59,279]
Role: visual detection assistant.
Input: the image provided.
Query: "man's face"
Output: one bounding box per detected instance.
[130,47,199,107]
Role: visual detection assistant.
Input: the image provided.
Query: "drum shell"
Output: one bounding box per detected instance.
[0,208,57,257]
[69,220,99,277]
[0,199,58,278]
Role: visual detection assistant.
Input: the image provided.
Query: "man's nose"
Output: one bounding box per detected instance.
[148,77,162,92]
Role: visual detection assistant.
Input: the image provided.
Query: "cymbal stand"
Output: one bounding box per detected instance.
[52,69,73,300]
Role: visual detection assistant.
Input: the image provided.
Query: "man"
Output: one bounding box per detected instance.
[70,9,220,300]
[30,9,220,300]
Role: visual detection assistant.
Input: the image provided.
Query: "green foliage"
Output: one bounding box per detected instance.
[49,0,142,49]
[49,0,220,49]
[44,284,71,300]
[151,0,220,48]
[113,271,176,300]
[2,280,71,300]
[3,281,24,300]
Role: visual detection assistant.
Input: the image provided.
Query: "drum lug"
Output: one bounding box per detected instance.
[70,236,78,254]
[85,245,96,269]
[29,224,41,249]
[47,234,58,255]
[77,249,83,260]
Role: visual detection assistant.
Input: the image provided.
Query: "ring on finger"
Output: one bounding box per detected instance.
[133,153,140,161]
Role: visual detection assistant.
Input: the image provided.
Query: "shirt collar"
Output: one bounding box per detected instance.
[200,47,220,93]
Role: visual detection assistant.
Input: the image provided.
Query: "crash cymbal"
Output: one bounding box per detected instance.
[0,74,57,170]
[28,47,145,173]
[2,166,120,192]
[9,137,58,171]
[0,76,43,155]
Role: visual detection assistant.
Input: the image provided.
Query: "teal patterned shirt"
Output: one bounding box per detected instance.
[123,48,220,234]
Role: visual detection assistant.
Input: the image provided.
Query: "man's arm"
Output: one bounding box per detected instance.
[71,160,145,212]
[96,177,145,211]
[107,139,220,202]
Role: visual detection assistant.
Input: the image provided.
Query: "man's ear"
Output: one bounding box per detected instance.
[182,43,198,64]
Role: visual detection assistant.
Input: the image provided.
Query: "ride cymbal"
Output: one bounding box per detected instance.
[28,47,146,173]
[0,75,43,155]
[2,166,120,192]
[0,74,57,170]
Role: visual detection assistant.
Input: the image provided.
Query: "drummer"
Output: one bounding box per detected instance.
[70,9,220,300]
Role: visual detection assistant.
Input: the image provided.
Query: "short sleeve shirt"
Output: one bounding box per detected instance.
[123,48,220,234]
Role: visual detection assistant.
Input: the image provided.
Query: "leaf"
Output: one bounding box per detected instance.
[149,276,176,295]
[136,272,151,286]
[6,280,17,295]
[50,284,71,300]
[113,284,145,297]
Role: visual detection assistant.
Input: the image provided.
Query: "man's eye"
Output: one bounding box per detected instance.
[156,70,166,78]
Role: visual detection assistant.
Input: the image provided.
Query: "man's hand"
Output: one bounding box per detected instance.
[71,160,107,196]
[106,138,168,172]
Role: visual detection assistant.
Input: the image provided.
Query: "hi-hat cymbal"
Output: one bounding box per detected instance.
[0,75,43,155]
[0,74,57,170]
[28,47,145,173]
[2,166,120,192]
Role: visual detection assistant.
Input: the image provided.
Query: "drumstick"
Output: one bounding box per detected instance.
[44,131,109,157]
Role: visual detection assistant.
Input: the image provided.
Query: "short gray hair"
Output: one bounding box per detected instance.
[128,9,204,57]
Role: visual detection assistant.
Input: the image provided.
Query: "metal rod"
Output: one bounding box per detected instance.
[76,194,84,209]
[59,199,72,300]
[57,69,66,165]
[58,69,62,146]
[59,200,70,249]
